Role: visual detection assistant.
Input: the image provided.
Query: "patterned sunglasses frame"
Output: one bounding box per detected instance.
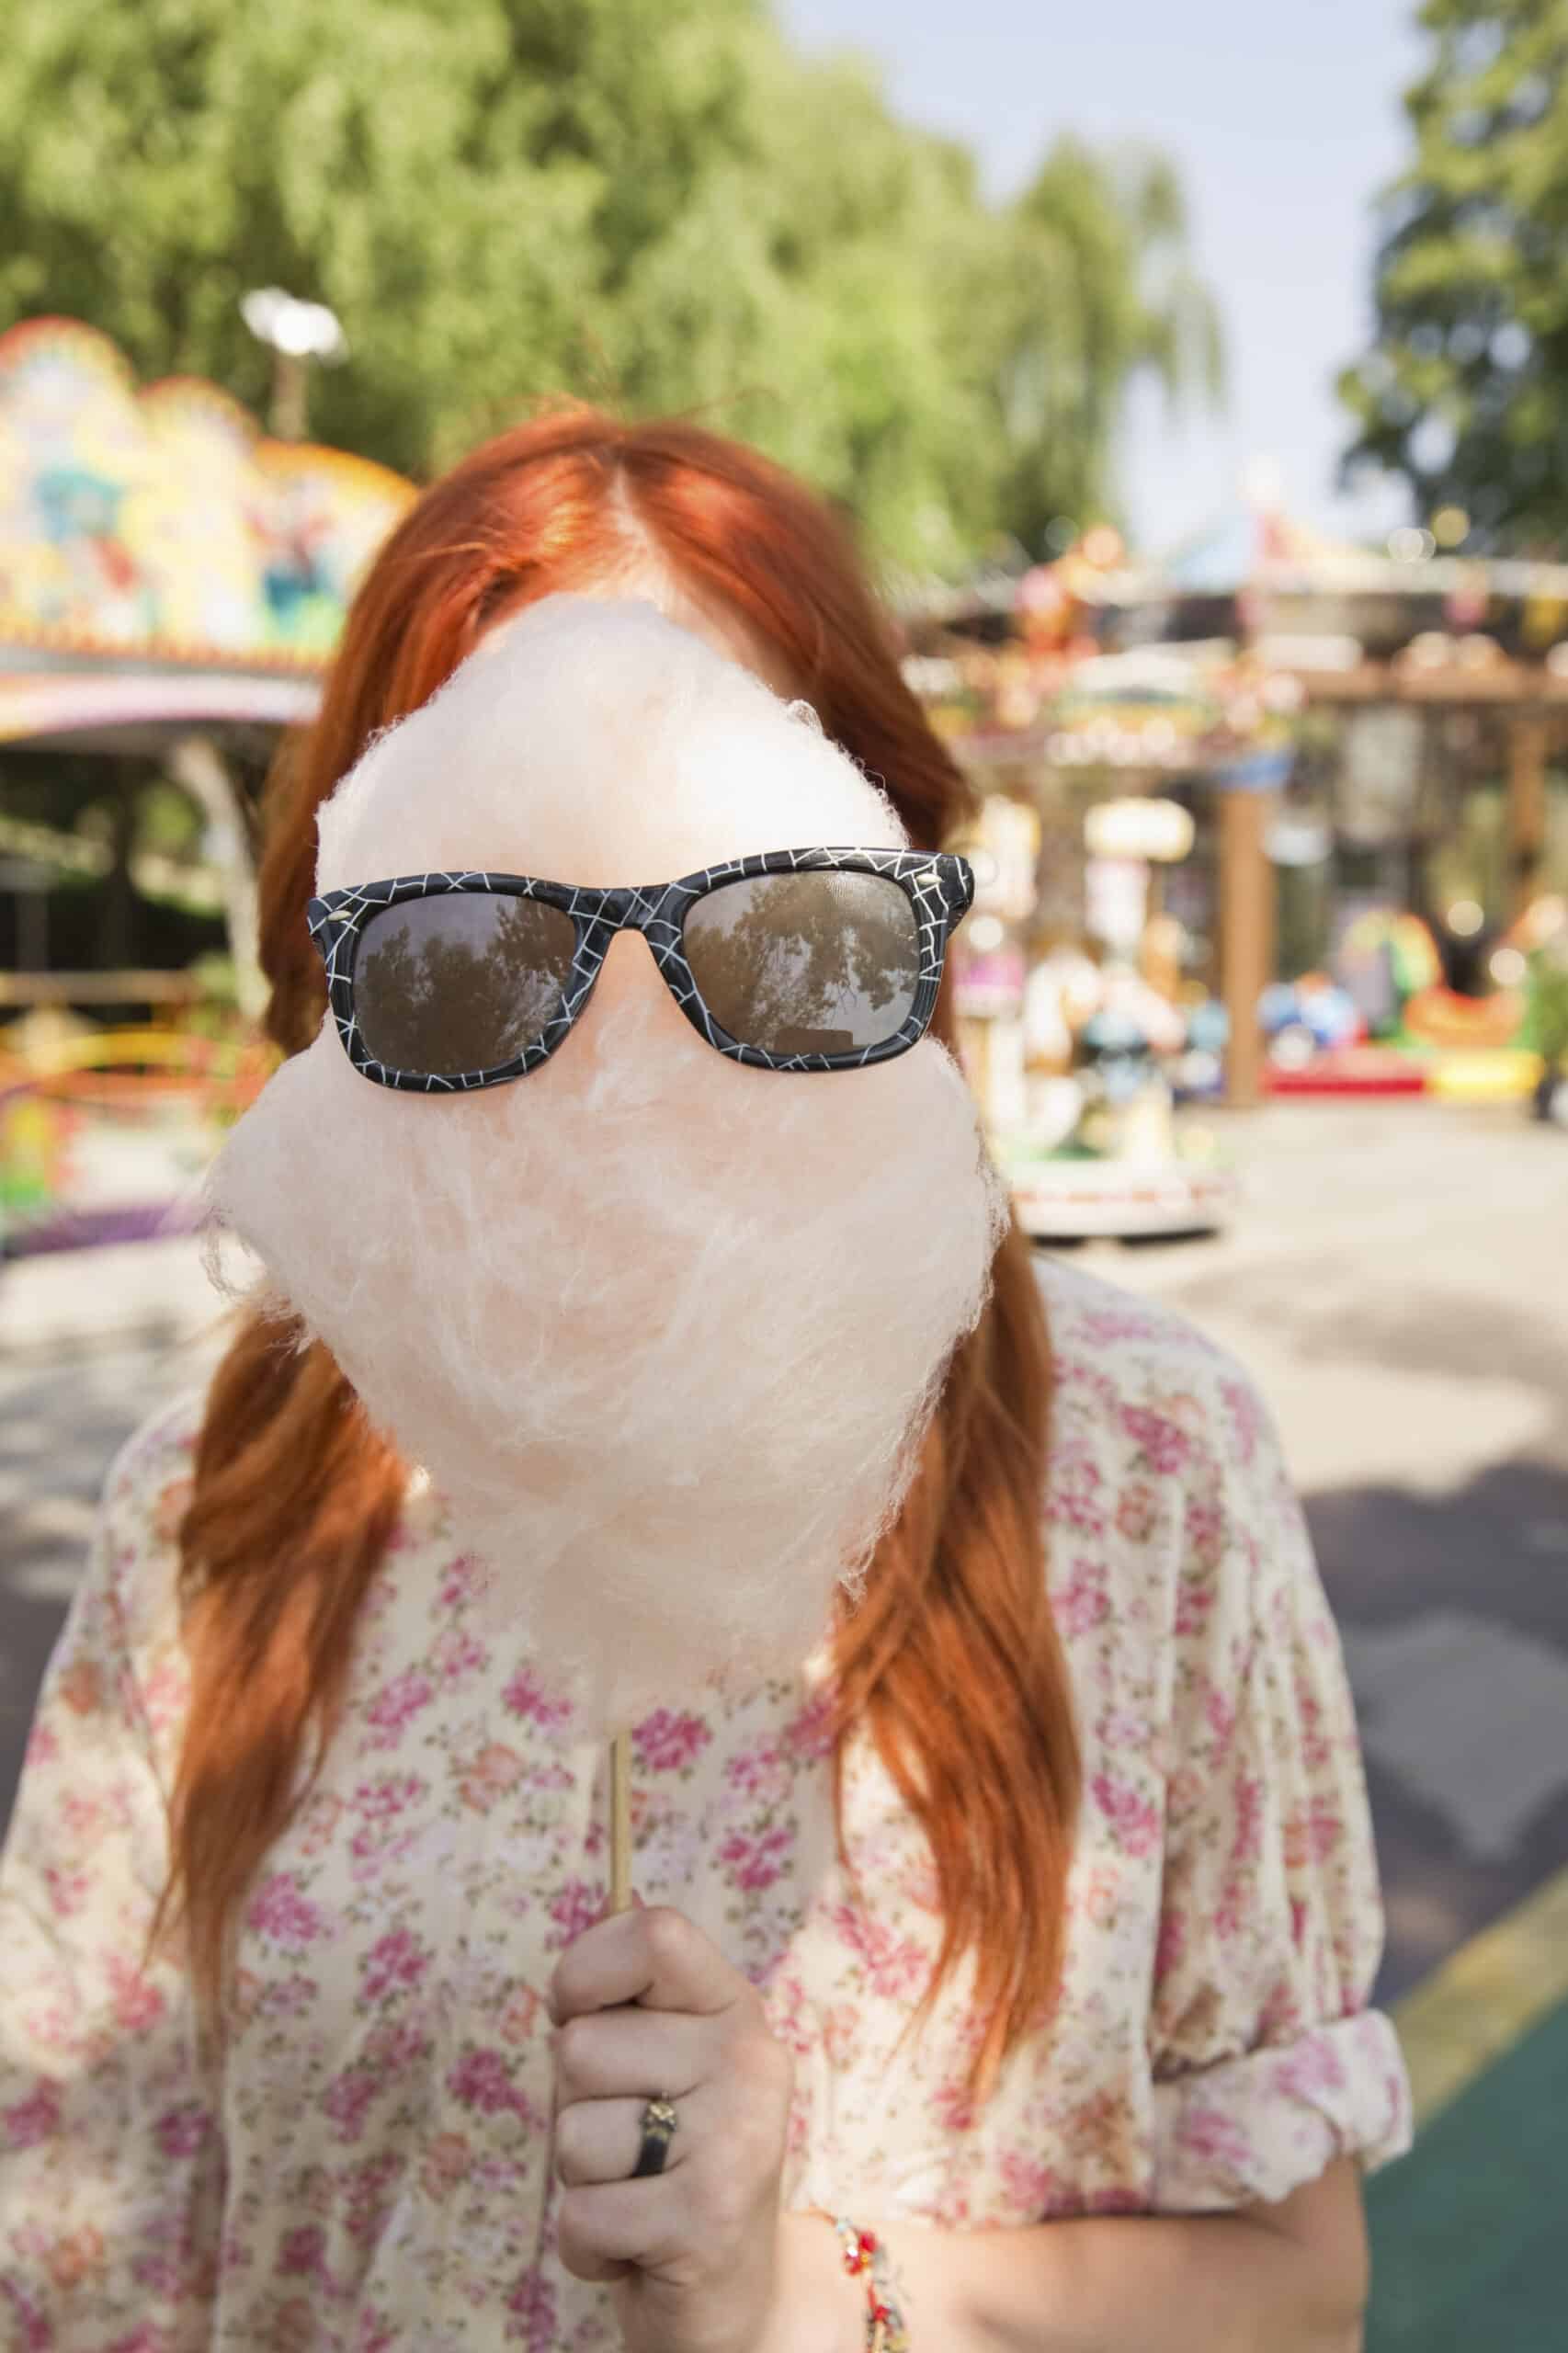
[307,845,976,1093]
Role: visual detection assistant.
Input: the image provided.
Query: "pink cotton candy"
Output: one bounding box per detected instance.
[206,598,1006,1733]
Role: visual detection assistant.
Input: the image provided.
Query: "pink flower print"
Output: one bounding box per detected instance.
[245,1872,324,1948]
[322,2064,379,2145]
[716,1823,792,1893]
[363,1666,435,1749]
[1080,1308,1162,1347]
[153,2101,210,2161]
[108,2329,174,2353]
[1119,1405,1191,1476]
[781,1688,837,1762]
[1220,1376,1264,1466]
[501,1661,576,1734]
[1203,1687,1237,1748]
[498,1985,544,2047]
[1273,2032,1347,2104]
[544,1875,605,1949]
[352,1772,426,1822]
[4,2084,60,2149]
[505,2264,558,2352]
[361,1926,432,2003]
[1048,1447,1107,1536]
[1283,1795,1343,1868]
[1153,1904,1187,1985]
[632,1708,712,1774]
[1094,1706,1149,1754]
[256,1974,320,2023]
[1090,1770,1161,1859]
[299,1790,345,1858]
[60,1790,103,1841]
[1054,1562,1109,1639]
[278,2222,328,2281]
[1229,1774,1264,1868]
[342,2151,403,2246]
[820,2001,861,2070]
[57,1656,103,1715]
[458,1741,526,1813]
[24,1719,59,1768]
[106,1954,166,2032]
[421,2131,471,2200]
[1173,1575,1216,1640]
[271,2301,317,2353]
[1114,1481,1160,1544]
[932,2075,979,2133]
[448,2047,540,2125]
[1175,2101,1256,2174]
[724,1736,790,1802]
[999,2147,1062,2214]
[1074,1860,1120,1930]
[437,1552,485,1608]
[431,1624,489,1685]
[1183,1491,1225,1565]
[825,1902,929,2002]
[44,2226,105,2291]
[42,1862,90,1918]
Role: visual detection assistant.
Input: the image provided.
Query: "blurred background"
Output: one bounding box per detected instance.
[1,3,1564,2339]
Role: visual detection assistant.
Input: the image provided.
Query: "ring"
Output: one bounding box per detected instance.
[631,2096,678,2177]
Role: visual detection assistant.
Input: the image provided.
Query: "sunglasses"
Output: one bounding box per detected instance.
[306,846,975,1092]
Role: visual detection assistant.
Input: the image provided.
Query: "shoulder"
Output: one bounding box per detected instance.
[1030,1249,1276,1467]
[1028,1252,1299,1694]
[94,1384,210,1656]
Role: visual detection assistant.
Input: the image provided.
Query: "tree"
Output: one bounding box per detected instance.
[977,141,1225,559]
[1341,0,1568,548]
[0,0,1220,568]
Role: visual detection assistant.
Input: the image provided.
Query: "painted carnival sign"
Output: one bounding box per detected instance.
[0,316,413,671]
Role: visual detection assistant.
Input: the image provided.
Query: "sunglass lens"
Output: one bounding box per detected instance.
[682,871,921,1059]
[355,892,576,1076]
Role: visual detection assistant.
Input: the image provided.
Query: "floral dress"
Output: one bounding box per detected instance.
[0,1256,1411,2349]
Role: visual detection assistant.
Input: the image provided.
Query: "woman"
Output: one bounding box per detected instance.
[0,414,1410,2351]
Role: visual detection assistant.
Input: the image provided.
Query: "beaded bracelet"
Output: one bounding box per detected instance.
[832,2216,911,2351]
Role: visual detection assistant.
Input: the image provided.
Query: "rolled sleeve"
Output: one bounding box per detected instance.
[1146,1367,1414,2210]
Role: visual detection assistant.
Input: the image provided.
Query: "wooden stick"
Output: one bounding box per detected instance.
[608,1726,634,1915]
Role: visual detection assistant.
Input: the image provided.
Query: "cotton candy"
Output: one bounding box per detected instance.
[207,597,1006,1733]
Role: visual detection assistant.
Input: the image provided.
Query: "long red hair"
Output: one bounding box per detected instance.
[169,410,1079,2103]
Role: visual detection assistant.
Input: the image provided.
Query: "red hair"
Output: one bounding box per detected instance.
[168,410,1079,2103]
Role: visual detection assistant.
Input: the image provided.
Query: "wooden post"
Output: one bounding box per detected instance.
[1217,788,1275,1108]
[1506,714,1549,926]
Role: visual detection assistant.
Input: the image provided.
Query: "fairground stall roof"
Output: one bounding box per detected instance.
[0,316,415,752]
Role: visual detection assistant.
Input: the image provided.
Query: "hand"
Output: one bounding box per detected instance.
[547,1901,796,2353]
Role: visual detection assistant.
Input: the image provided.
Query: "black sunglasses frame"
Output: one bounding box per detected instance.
[306,846,975,1093]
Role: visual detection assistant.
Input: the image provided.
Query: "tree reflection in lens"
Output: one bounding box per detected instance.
[682,873,919,1056]
[357,894,576,1075]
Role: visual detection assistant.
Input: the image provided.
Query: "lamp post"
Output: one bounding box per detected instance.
[239,288,347,441]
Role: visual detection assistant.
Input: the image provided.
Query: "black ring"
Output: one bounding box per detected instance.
[631,2096,678,2177]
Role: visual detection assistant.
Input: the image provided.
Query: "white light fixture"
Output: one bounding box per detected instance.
[241,287,347,362]
[1084,797,1196,863]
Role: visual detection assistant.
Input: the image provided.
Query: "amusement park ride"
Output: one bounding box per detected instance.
[0,314,410,1259]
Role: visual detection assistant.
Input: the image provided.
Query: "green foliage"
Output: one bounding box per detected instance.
[1341,0,1568,547]
[0,0,1219,568]
[1527,938,1568,1062]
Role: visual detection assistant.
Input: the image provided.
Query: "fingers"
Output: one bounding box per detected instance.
[552,2090,692,2188]
[547,1903,743,2026]
[551,2006,708,2107]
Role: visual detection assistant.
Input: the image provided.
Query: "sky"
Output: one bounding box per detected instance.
[778,0,1428,558]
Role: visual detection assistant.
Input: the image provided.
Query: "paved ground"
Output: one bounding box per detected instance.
[3,1097,1566,2012]
[1075,1097,1568,2005]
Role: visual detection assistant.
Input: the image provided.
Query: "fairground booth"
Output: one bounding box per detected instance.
[903,503,1568,1237]
[0,317,412,1254]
